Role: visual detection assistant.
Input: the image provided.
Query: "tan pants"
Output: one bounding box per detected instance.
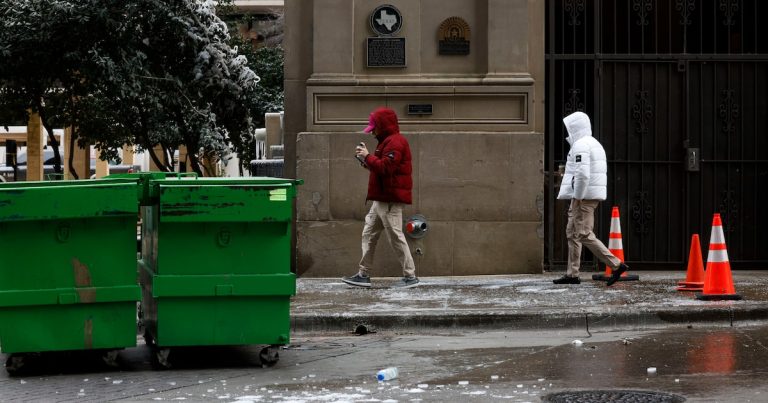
[566,199,621,277]
[359,201,416,278]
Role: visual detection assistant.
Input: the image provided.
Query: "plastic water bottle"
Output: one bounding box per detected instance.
[376,367,399,381]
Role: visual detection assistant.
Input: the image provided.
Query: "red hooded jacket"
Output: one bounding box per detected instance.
[363,108,413,204]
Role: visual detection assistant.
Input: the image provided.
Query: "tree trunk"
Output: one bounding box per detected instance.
[161,144,174,170]
[187,151,203,176]
[137,111,170,172]
[68,130,79,179]
[145,144,171,172]
[36,107,62,174]
[182,133,203,176]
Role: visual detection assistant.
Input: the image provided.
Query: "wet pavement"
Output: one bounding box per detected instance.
[291,271,768,334]
[3,325,768,402]
[416,326,768,402]
[4,271,768,402]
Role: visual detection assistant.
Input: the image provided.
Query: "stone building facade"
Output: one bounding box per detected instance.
[284,0,545,276]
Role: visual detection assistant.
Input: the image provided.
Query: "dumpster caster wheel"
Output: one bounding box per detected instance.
[259,346,280,367]
[5,354,26,376]
[137,303,145,336]
[152,348,172,370]
[102,350,120,368]
[143,329,155,347]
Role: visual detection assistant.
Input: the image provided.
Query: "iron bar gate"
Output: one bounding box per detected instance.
[545,0,768,270]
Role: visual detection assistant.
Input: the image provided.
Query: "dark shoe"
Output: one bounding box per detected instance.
[392,277,420,288]
[341,273,371,288]
[606,263,629,286]
[553,275,581,285]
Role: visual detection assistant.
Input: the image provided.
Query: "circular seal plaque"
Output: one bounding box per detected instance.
[370,4,403,36]
[438,17,471,42]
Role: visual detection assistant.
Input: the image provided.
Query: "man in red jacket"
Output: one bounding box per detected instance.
[342,107,419,288]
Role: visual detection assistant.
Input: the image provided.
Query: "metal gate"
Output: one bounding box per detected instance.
[545,0,768,270]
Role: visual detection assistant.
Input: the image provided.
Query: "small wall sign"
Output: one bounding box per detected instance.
[407,104,433,115]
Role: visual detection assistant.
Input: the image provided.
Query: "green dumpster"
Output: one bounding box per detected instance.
[137,176,301,367]
[0,179,142,373]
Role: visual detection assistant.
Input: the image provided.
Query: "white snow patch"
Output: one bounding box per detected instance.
[518,287,567,294]
[275,392,368,401]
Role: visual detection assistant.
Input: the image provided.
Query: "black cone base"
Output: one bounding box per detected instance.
[592,274,640,282]
[696,293,743,301]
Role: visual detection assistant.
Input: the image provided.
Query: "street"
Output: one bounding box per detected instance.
[2,323,768,402]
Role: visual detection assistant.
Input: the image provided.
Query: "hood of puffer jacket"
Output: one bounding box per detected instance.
[563,111,592,145]
[369,107,400,138]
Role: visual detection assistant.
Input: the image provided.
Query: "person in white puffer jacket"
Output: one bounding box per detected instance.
[554,111,629,286]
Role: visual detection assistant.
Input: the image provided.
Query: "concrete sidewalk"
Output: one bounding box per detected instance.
[290,271,768,333]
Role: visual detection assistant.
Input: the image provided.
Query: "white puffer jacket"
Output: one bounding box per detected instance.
[557,112,608,201]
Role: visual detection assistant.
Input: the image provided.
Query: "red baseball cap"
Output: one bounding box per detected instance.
[363,113,376,133]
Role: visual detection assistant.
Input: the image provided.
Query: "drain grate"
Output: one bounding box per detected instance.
[543,390,685,403]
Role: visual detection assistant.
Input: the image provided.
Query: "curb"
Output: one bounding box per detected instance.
[291,305,768,333]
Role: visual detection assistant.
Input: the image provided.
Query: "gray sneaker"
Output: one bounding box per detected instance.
[341,273,371,288]
[392,277,420,288]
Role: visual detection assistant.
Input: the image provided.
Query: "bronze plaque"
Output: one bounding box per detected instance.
[438,17,470,55]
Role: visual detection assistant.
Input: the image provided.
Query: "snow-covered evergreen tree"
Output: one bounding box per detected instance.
[0,0,262,175]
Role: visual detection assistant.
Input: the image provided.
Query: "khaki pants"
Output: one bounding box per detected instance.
[566,199,621,277]
[359,201,416,278]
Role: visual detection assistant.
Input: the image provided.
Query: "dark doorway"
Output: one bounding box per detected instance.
[545,0,768,270]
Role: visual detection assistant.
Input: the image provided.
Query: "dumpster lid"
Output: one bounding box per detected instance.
[151,176,302,186]
[0,177,140,189]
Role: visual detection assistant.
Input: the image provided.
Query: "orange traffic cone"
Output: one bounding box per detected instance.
[677,234,705,291]
[696,214,742,300]
[592,206,639,282]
